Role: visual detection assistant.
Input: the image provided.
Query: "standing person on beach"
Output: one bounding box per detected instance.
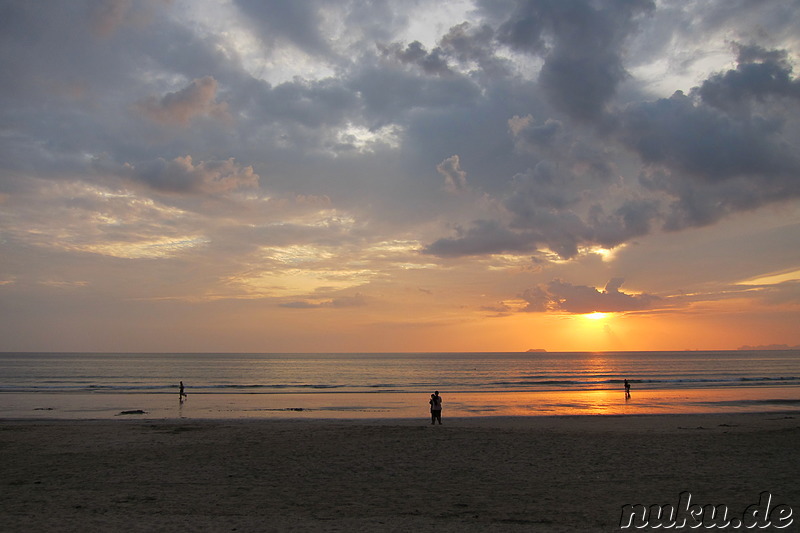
[179,381,187,402]
[624,379,631,398]
[430,391,442,425]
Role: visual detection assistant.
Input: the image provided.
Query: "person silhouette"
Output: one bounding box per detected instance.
[430,391,442,425]
[624,379,631,399]
[179,381,187,402]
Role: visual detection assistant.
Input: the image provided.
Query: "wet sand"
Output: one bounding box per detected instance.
[1,413,798,532]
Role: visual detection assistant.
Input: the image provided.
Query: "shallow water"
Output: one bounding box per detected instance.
[2,387,800,420]
[1,351,798,419]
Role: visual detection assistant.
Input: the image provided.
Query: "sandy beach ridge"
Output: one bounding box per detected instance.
[1,412,798,532]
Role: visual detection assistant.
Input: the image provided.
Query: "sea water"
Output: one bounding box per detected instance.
[0,351,798,419]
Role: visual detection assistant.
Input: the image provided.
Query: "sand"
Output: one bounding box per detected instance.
[1,413,798,532]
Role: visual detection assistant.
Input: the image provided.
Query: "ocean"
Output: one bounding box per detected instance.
[1,351,799,419]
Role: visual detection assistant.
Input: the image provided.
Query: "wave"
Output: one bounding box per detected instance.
[211,384,348,390]
[243,407,392,413]
[698,398,800,407]
[488,376,800,387]
[3,376,800,394]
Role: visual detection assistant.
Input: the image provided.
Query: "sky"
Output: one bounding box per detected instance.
[1,0,800,353]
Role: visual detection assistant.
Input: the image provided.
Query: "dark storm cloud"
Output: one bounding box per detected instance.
[619,44,800,183]
[234,0,332,59]
[377,19,507,79]
[422,220,538,258]
[415,0,670,260]
[421,2,800,260]
[495,0,656,121]
[506,161,581,211]
[349,61,483,130]
[426,111,645,260]
[520,278,661,314]
[618,91,793,181]
[508,115,563,151]
[616,45,800,230]
[699,44,800,111]
[378,41,453,75]
[128,156,259,194]
[587,199,659,249]
[422,208,629,260]
[439,22,511,78]
[3,1,800,274]
[263,77,361,128]
[501,162,590,258]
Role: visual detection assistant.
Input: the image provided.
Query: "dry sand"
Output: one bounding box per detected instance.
[1,413,798,532]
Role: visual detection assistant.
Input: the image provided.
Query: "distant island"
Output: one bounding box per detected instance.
[737,344,800,351]
[526,348,548,352]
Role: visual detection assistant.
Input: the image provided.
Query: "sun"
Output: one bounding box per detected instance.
[583,312,608,320]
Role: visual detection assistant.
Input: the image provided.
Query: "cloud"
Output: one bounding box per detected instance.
[587,199,659,249]
[520,278,661,314]
[233,0,332,60]
[496,0,656,121]
[438,21,509,77]
[618,91,797,185]
[425,146,641,260]
[615,46,800,231]
[422,220,537,258]
[508,114,563,152]
[129,156,259,194]
[2,1,800,350]
[261,77,360,128]
[379,40,452,76]
[424,33,800,259]
[437,155,468,193]
[699,44,800,111]
[279,293,367,309]
[350,61,482,130]
[138,76,230,126]
[88,0,134,38]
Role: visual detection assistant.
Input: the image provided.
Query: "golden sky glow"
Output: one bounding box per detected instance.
[583,312,608,321]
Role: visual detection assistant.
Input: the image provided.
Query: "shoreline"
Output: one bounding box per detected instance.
[3,385,800,420]
[2,409,800,425]
[2,413,798,531]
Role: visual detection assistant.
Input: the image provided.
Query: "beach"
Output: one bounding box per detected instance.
[1,413,798,532]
